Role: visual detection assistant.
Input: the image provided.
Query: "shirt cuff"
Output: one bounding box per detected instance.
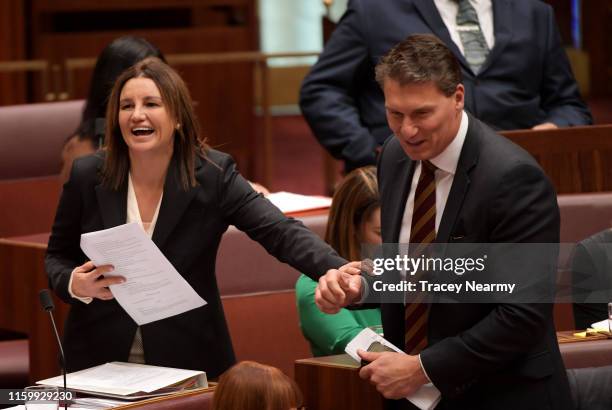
[418,354,433,384]
[355,276,370,305]
[68,267,93,304]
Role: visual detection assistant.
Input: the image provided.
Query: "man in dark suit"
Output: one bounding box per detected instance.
[300,0,592,172]
[316,34,571,409]
[572,229,612,330]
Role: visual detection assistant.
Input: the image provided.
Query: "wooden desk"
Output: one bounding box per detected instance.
[558,331,612,369]
[0,233,64,382]
[296,334,612,409]
[295,355,383,410]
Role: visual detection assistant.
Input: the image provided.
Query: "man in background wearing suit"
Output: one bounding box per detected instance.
[300,0,592,172]
[315,34,571,409]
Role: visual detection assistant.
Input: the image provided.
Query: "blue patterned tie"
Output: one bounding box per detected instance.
[456,0,490,74]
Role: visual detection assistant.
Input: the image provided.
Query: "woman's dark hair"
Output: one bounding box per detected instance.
[103,57,207,191]
[75,36,166,147]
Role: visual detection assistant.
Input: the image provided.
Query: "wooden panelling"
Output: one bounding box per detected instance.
[295,355,384,410]
[0,177,62,238]
[583,1,612,97]
[0,0,260,177]
[501,125,612,194]
[0,236,68,383]
[0,0,27,105]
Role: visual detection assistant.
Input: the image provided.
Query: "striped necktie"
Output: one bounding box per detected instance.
[456,0,490,74]
[405,160,437,354]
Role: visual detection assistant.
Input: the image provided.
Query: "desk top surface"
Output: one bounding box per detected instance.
[296,332,612,371]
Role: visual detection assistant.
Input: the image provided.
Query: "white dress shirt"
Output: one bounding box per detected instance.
[398,111,468,244]
[434,0,495,54]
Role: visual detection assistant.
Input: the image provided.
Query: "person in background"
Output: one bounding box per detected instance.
[60,36,166,181]
[212,361,303,410]
[300,0,592,172]
[571,228,612,329]
[296,166,381,356]
[45,58,348,378]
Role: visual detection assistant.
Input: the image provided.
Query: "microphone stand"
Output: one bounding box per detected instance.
[39,289,68,410]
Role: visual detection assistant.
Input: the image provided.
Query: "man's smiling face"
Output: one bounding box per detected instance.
[383,79,464,160]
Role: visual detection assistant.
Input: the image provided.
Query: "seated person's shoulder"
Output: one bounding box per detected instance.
[61,135,97,181]
[69,150,104,183]
[296,274,317,301]
[62,135,96,158]
[578,229,612,257]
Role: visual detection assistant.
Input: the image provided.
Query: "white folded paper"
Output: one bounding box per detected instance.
[591,318,611,331]
[80,223,206,325]
[266,191,332,214]
[345,328,441,410]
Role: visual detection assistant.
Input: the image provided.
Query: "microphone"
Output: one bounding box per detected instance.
[39,289,68,410]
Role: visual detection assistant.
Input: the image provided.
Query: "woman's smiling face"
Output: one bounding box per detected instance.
[118,77,176,155]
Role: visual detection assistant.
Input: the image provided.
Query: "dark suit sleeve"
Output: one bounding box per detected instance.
[299,0,378,168]
[45,160,89,304]
[420,162,560,396]
[538,5,592,127]
[215,154,346,280]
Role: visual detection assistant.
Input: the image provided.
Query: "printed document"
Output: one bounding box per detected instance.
[346,328,441,410]
[80,223,206,325]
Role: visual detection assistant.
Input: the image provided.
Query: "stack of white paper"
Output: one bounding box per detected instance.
[37,362,207,398]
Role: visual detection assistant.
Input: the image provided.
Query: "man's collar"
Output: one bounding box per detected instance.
[429,110,467,175]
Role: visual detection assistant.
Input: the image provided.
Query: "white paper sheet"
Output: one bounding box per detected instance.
[345,328,441,410]
[80,223,206,325]
[266,191,332,214]
[591,318,611,331]
[37,362,206,396]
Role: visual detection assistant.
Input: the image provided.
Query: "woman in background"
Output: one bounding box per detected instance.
[212,361,303,410]
[296,166,381,356]
[60,36,165,181]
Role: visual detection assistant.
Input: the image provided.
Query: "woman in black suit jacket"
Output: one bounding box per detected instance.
[45,57,346,377]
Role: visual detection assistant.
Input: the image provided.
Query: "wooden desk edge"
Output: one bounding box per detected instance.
[113,386,216,409]
[0,237,48,249]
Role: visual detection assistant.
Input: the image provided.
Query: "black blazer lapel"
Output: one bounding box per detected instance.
[152,156,201,249]
[413,0,471,73]
[437,115,479,243]
[479,0,513,75]
[95,181,127,229]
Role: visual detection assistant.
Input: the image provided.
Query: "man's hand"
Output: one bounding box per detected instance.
[531,122,558,130]
[315,261,362,313]
[71,261,125,300]
[358,350,429,399]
